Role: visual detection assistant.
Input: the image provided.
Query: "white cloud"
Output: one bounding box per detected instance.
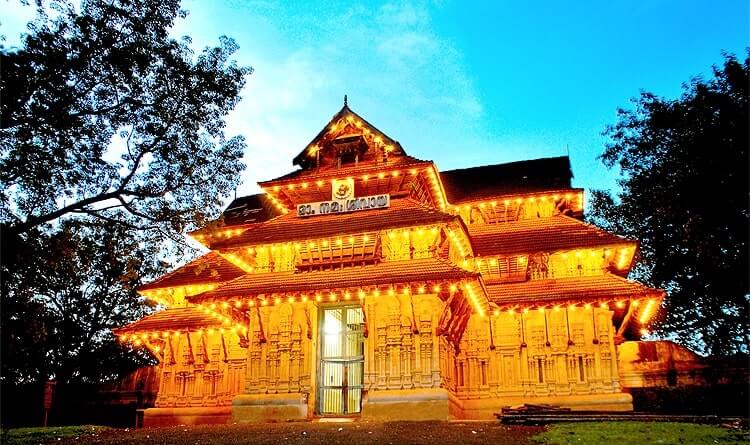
[188,0,485,199]
[0,0,483,201]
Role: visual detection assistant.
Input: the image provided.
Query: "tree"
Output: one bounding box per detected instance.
[2,221,157,383]
[589,52,749,356]
[1,0,250,238]
[0,0,251,383]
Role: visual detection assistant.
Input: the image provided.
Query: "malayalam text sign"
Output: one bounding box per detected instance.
[297,194,390,217]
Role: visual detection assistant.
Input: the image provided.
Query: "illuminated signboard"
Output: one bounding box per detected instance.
[297,194,390,217]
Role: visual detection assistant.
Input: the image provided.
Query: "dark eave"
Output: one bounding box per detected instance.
[441,156,573,203]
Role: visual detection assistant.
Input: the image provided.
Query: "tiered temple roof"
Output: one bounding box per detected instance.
[468,215,633,257]
[114,307,221,336]
[486,274,662,308]
[189,258,478,302]
[210,198,459,249]
[139,252,245,292]
[440,156,574,203]
[119,102,662,347]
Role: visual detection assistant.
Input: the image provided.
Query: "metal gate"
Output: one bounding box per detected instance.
[318,305,364,415]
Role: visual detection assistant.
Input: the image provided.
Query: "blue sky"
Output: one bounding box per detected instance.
[3,0,748,198]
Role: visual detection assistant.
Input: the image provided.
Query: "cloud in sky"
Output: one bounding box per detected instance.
[169,0,486,197]
[3,0,746,202]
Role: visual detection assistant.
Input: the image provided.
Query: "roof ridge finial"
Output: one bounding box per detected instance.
[344,94,348,107]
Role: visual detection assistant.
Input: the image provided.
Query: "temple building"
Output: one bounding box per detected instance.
[114,103,664,426]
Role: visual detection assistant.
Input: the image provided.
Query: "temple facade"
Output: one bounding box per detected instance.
[115,104,664,426]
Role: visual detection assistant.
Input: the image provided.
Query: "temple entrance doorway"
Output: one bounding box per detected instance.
[317,305,364,415]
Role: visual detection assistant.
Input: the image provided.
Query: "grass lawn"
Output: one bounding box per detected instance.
[1,421,542,444]
[1,425,111,445]
[532,421,749,445]
[1,421,746,445]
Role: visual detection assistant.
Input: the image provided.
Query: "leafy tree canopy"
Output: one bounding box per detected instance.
[2,221,156,383]
[0,0,251,384]
[1,0,250,238]
[590,52,749,356]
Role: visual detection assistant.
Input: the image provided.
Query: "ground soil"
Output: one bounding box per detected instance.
[54,421,545,445]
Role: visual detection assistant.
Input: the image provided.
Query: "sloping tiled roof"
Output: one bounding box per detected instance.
[291,103,405,169]
[441,156,573,204]
[113,307,220,334]
[469,216,633,257]
[260,156,432,184]
[189,258,478,300]
[139,252,245,291]
[486,274,663,307]
[212,198,457,248]
[221,193,281,226]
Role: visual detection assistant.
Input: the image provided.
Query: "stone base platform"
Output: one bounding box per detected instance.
[361,388,449,421]
[232,393,309,423]
[450,392,634,420]
[143,406,232,427]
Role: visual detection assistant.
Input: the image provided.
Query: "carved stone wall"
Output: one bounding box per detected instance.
[364,294,443,392]
[444,308,621,400]
[244,302,313,397]
[155,330,246,408]
[153,295,626,417]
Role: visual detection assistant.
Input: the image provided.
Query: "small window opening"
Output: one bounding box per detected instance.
[578,356,585,382]
[537,358,544,383]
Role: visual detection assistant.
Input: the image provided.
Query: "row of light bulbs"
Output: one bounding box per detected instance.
[194,282,463,309]
[451,191,583,214]
[327,115,382,141]
[142,283,219,299]
[141,274,655,324]
[214,226,444,273]
[446,227,470,259]
[490,297,659,325]
[118,325,243,346]
[463,282,486,317]
[262,164,448,211]
[192,189,582,243]
[120,296,659,349]
[233,226,441,254]
[473,246,634,269]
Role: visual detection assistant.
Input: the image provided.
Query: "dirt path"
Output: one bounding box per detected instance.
[58,421,545,445]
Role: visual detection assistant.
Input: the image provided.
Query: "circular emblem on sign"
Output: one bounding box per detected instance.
[334,182,351,200]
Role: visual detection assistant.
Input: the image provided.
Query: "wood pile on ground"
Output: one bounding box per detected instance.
[495,404,744,426]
